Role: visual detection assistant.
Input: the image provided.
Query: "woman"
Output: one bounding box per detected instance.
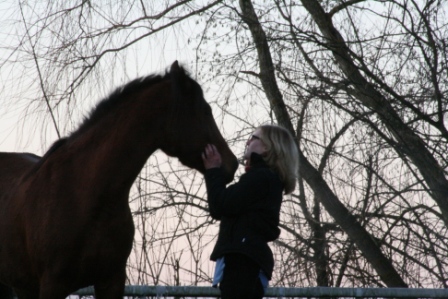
[201,124,299,299]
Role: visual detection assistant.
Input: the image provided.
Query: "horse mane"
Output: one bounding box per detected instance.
[23,75,168,176]
[72,63,204,138]
[73,73,169,137]
[24,63,203,176]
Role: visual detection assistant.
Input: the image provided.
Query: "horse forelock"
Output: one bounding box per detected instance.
[166,68,208,134]
[171,66,208,110]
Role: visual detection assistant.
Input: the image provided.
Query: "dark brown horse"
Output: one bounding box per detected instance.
[0,61,238,299]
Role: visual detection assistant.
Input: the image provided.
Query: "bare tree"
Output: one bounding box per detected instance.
[193,0,448,288]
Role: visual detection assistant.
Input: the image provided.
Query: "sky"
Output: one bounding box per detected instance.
[0,2,198,154]
[0,0,258,158]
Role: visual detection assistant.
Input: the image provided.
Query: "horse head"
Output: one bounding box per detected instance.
[161,61,238,183]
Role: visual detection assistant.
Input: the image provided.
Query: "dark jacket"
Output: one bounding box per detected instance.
[204,153,284,279]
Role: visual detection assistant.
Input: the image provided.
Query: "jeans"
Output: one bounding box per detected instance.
[218,253,266,299]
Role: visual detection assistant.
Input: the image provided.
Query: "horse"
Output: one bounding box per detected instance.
[0,61,238,299]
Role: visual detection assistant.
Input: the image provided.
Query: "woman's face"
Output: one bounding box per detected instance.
[244,128,267,160]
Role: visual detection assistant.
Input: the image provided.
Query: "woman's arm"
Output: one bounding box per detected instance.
[204,168,270,219]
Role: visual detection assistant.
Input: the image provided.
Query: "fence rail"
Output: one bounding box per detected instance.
[73,285,448,298]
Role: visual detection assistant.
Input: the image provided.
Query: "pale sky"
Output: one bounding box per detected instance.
[0,10,197,155]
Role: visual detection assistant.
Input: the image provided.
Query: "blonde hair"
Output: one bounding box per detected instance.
[259,125,299,194]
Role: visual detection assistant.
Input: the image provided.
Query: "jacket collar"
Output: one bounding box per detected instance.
[245,153,268,172]
[250,152,267,166]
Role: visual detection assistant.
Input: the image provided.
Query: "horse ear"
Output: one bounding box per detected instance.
[170,60,180,72]
[169,60,188,90]
[171,60,179,71]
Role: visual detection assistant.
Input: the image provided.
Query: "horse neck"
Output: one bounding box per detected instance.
[72,89,170,195]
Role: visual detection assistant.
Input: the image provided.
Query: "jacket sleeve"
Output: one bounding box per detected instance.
[204,167,270,219]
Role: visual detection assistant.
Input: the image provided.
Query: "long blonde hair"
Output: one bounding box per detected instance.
[259,125,299,194]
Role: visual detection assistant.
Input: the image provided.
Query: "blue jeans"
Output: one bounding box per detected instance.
[214,253,267,299]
